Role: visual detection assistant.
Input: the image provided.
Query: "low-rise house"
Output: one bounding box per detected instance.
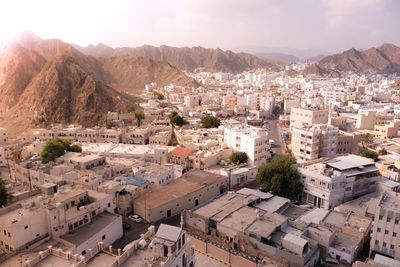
[133,170,228,222]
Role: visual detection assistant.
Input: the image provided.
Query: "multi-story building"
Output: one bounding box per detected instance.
[374,121,400,139]
[284,98,301,114]
[184,95,200,109]
[291,124,338,162]
[370,191,400,260]
[223,124,270,166]
[299,155,380,209]
[290,107,329,130]
[356,110,393,130]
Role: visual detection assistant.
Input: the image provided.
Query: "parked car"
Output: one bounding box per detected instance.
[128,214,142,223]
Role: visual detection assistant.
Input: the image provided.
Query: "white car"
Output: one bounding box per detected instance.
[128,214,142,223]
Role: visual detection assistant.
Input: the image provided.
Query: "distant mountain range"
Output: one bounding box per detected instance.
[317,43,400,74]
[76,44,277,73]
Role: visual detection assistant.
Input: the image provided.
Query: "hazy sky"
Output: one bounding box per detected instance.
[0,0,399,53]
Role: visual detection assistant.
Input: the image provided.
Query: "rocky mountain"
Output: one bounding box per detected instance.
[255,52,299,64]
[319,44,400,74]
[80,44,276,73]
[0,33,197,133]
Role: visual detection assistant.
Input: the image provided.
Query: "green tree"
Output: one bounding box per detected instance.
[230,152,248,165]
[169,111,185,126]
[0,179,8,206]
[132,109,145,127]
[256,155,302,200]
[105,121,113,129]
[201,115,220,128]
[359,149,379,162]
[41,139,82,163]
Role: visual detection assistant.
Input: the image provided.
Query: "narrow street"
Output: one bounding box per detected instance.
[265,119,285,156]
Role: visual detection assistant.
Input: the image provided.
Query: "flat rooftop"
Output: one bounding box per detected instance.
[86,251,117,267]
[327,155,375,170]
[322,211,347,229]
[380,191,400,212]
[280,205,311,221]
[335,191,381,217]
[296,208,330,225]
[218,206,257,233]
[60,212,120,246]
[254,196,290,213]
[134,170,227,209]
[194,193,258,222]
[82,143,174,157]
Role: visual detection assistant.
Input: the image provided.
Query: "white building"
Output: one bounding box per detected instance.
[299,155,380,210]
[292,124,338,162]
[223,124,270,166]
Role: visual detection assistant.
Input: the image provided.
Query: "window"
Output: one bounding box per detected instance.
[385,230,389,234]
[102,235,106,240]
[82,250,86,255]
[395,219,399,224]
[387,218,391,223]
[391,244,395,249]
[393,232,397,237]
[383,242,387,247]
[24,225,28,229]
[379,215,383,220]
[108,203,111,208]
[377,228,381,232]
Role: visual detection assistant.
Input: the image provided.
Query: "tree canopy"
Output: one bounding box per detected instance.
[201,115,220,128]
[132,109,145,127]
[359,149,379,162]
[256,155,302,200]
[230,152,248,165]
[0,179,8,206]
[41,139,82,163]
[169,111,185,126]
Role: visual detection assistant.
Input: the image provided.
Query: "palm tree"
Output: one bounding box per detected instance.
[132,109,145,127]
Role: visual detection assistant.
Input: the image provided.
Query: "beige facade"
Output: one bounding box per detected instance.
[356,110,393,130]
[149,131,172,145]
[374,121,400,139]
[290,108,329,130]
[284,98,301,114]
[133,170,228,222]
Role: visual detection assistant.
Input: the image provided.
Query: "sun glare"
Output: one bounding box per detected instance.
[0,0,124,45]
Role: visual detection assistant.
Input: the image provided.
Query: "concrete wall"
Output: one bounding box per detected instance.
[190,235,257,267]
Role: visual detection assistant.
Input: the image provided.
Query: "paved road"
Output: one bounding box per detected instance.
[265,119,285,155]
[112,214,181,249]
